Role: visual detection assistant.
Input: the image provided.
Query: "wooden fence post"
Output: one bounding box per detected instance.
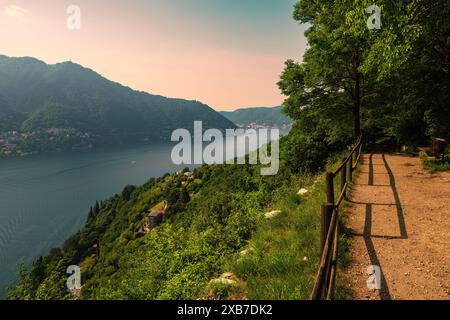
[349,153,353,182]
[341,161,347,199]
[356,144,360,163]
[326,172,334,205]
[320,203,334,256]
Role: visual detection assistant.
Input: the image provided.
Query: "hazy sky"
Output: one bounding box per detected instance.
[0,0,307,110]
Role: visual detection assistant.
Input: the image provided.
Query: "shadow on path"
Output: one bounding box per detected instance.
[350,153,408,300]
[382,153,408,239]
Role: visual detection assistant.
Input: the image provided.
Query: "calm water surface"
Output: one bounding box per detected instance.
[0,143,198,296]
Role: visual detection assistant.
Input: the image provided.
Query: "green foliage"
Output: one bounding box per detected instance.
[227,154,353,300]
[280,123,335,174]
[423,156,450,173]
[21,102,86,132]
[347,0,450,143]
[0,108,24,131]
[121,185,136,202]
[208,282,238,300]
[283,1,450,146]
[165,186,190,218]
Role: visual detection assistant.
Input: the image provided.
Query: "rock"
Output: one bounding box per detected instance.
[204,272,248,300]
[298,188,309,196]
[264,210,281,219]
[239,248,253,257]
[209,272,238,286]
[210,278,236,285]
[303,256,309,262]
[240,249,249,256]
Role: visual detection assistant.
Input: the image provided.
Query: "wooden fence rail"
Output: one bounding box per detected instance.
[311,135,363,300]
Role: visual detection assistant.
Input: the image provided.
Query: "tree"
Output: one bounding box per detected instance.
[93,201,100,216]
[346,0,450,142]
[166,187,191,217]
[88,206,95,221]
[121,185,136,201]
[283,0,374,141]
[281,0,449,146]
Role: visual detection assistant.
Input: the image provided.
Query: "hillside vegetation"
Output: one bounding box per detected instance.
[220,107,292,127]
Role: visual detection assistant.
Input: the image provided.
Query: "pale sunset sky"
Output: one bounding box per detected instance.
[0,0,307,110]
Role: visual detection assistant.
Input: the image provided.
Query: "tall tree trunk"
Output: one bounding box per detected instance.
[354,71,361,140]
[353,46,362,141]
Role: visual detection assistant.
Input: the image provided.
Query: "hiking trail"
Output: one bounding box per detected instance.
[344,153,450,300]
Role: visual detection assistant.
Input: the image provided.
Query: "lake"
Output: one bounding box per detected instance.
[0,144,199,297]
[0,130,276,297]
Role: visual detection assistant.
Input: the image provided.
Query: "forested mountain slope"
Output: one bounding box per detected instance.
[0,55,235,140]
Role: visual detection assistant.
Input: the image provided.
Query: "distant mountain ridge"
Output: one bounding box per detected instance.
[0,55,235,141]
[220,106,292,128]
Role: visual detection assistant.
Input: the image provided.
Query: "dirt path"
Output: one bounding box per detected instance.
[344,153,450,300]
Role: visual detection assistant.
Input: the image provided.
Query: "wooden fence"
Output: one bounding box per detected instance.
[311,135,363,300]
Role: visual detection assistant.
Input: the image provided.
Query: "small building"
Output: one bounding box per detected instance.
[148,211,164,228]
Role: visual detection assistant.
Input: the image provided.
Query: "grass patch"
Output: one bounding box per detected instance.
[423,156,450,173]
[226,153,354,300]
[208,282,239,300]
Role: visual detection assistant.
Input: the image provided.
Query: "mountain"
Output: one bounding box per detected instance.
[220,106,292,128]
[0,55,235,142]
